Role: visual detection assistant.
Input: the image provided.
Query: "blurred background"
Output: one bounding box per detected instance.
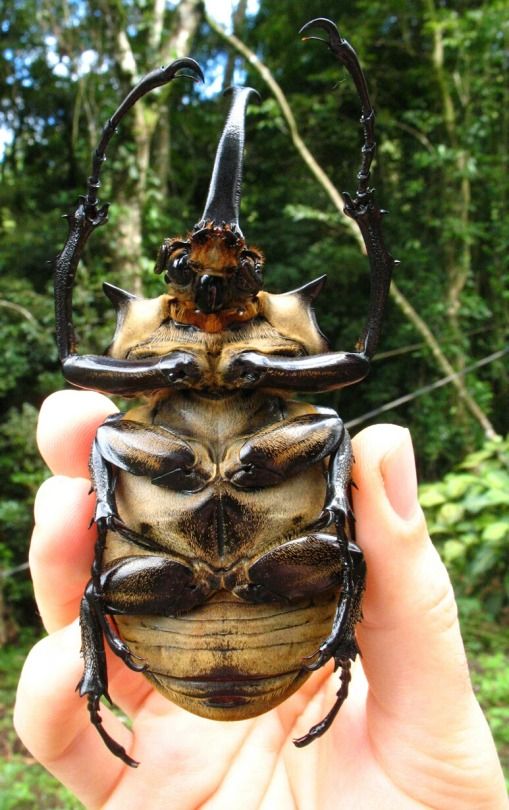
[0,0,507,803]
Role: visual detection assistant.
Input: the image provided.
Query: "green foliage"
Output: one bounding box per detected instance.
[419,434,509,778]
[420,435,509,619]
[462,617,509,785]
[0,404,48,625]
[0,632,81,810]
[470,651,509,781]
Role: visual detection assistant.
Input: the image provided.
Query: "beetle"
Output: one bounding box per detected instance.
[53,18,394,767]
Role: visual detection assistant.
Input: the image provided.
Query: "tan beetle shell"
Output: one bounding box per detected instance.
[102,286,340,720]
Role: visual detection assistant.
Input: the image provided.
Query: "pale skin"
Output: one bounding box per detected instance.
[15,390,507,810]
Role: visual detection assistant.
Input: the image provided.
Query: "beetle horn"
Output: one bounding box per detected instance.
[196,86,260,237]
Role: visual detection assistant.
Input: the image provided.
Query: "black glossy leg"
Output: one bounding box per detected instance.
[94,416,211,491]
[77,519,141,769]
[304,540,366,671]
[225,409,345,487]
[305,423,364,673]
[313,421,354,535]
[293,659,352,747]
[61,350,202,396]
[299,18,396,360]
[224,349,370,394]
[242,533,354,602]
[87,433,150,666]
[78,551,211,768]
[54,59,204,396]
[78,614,140,768]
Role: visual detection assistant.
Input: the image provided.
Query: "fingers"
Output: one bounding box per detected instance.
[14,623,132,808]
[31,476,96,632]
[38,390,117,477]
[32,390,116,630]
[352,425,470,717]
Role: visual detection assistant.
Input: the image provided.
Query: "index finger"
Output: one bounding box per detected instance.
[31,390,117,631]
[37,389,117,477]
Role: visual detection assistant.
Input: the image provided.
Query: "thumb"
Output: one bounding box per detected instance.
[352,425,496,752]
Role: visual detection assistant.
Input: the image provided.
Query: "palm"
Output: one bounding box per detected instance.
[91,661,389,809]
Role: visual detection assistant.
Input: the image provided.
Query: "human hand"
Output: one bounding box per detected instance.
[15,391,507,809]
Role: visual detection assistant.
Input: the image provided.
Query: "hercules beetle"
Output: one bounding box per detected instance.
[53,18,394,767]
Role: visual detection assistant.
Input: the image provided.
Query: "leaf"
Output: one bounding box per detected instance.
[419,486,446,507]
[459,449,493,469]
[470,546,497,578]
[481,521,509,543]
[437,502,464,525]
[484,470,509,490]
[442,539,466,562]
[444,473,479,499]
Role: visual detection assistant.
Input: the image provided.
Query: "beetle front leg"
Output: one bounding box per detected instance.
[224,349,370,394]
[54,59,205,396]
[61,350,202,396]
[300,18,396,359]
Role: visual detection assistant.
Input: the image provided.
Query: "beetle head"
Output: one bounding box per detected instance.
[155,225,263,314]
[155,86,264,316]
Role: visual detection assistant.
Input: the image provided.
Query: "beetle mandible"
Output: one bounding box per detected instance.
[53,18,395,767]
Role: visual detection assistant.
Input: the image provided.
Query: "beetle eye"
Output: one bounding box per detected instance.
[165,253,193,286]
[237,253,263,293]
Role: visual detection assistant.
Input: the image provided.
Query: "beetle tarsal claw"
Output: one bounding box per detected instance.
[88,695,139,768]
[293,659,352,748]
[108,637,146,672]
[299,17,343,50]
[300,35,328,45]
[302,648,330,672]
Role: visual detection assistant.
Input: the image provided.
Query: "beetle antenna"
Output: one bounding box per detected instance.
[86,58,204,208]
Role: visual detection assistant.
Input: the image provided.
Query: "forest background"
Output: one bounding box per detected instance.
[0,0,507,803]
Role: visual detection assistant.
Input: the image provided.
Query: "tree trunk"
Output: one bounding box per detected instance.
[108,0,202,294]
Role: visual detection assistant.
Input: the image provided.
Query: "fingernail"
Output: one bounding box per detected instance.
[381,428,419,521]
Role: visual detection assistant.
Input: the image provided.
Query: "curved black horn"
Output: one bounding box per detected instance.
[196,86,260,236]
[86,58,204,208]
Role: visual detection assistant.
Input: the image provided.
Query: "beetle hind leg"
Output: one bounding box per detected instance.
[77,573,140,768]
[293,659,352,748]
[303,538,365,672]
[78,520,145,768]
[85,693,139,768]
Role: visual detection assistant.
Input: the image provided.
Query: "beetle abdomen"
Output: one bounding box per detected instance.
[115,589,338,720]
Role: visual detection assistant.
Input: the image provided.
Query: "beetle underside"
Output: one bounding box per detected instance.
[53,18,395,767]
